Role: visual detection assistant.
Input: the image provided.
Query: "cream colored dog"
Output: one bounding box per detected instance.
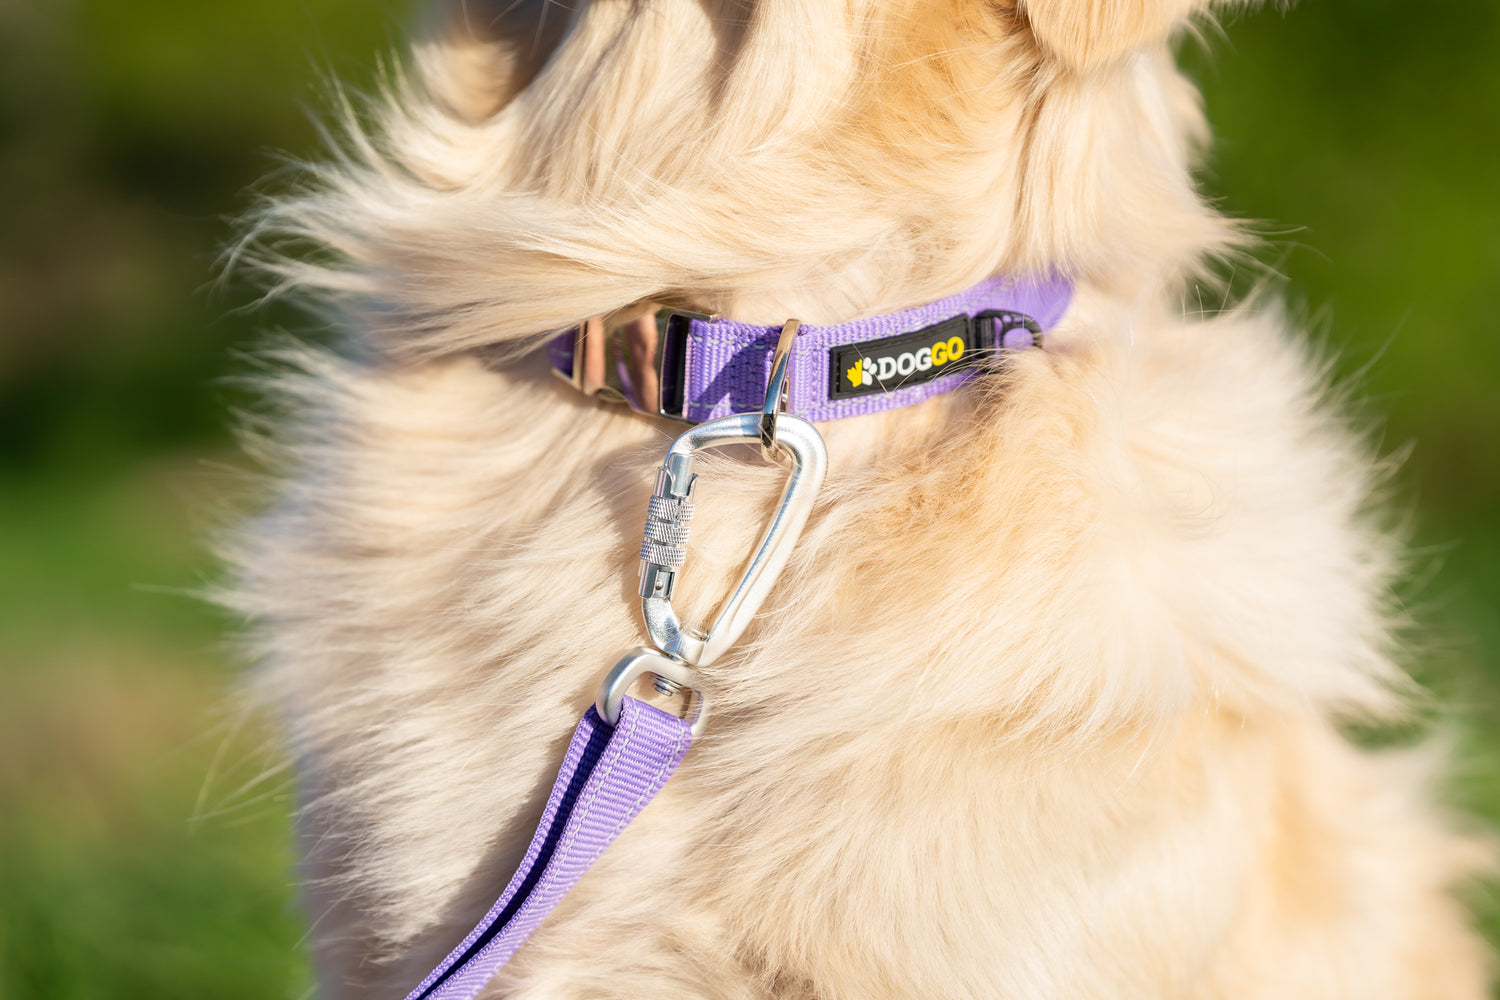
[233,0,1492,996]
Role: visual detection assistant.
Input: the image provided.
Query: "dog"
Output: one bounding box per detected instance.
[232,0,1493,996]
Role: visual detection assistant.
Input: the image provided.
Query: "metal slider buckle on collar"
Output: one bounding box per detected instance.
[556,308,715,422]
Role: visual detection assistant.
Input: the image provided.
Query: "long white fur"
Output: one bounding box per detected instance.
[231,1,1492,996]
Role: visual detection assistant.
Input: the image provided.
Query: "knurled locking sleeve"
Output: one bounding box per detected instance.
[640,495,695,568]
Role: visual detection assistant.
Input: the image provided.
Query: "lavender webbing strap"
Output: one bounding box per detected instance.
[678,274,1072,423]
[404,698,693,1000]
[545,273,1072,423]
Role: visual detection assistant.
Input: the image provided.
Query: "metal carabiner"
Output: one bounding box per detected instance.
[636,411,827,666]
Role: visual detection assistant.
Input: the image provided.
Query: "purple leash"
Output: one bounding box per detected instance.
[403,698,693,1000]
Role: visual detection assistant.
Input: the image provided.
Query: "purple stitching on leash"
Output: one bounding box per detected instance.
[404,698,693,1000]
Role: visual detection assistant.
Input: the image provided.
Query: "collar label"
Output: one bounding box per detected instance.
[828,316,975,400]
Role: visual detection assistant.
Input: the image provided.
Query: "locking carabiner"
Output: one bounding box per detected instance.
[636,411,827,666]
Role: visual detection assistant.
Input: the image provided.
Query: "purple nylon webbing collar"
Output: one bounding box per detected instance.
[547,273,1072,423]
[403,698,692,1000]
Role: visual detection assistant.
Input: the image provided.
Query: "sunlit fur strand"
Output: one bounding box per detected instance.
[230,0,1491,996]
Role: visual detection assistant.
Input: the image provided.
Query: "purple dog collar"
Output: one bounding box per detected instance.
[548,273,1073,423]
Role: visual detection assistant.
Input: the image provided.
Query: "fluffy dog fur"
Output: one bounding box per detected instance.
[232,0,1492,996]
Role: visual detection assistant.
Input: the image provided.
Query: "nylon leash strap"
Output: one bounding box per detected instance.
[404,699,693,1000]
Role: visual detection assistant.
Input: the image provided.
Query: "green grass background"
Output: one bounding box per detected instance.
[0,1,1495,996]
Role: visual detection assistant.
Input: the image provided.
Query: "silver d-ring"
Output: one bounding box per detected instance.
[760,319,799,462]
[597,646,711,736]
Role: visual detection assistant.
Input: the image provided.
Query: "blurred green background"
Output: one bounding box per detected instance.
[0,1,1495,997]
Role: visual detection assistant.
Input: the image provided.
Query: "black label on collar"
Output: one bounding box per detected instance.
[828,316,976,400]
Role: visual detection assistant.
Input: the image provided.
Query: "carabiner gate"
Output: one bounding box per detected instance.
[637,411,827,666]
